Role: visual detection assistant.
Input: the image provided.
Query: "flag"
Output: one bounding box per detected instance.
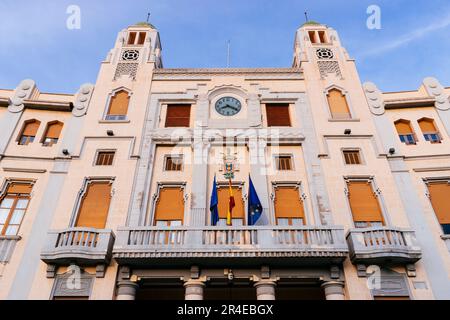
[227,180,235,226]
[210,175,219,226]
[248,175,263,225]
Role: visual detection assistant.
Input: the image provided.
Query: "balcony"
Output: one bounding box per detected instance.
[41,228,115,277]
[113,226,348,267]
[346,227,422,266]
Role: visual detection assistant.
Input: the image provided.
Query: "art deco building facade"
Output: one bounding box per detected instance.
[0,21,449,300]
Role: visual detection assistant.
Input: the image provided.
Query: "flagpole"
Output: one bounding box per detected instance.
[227,178,233,226]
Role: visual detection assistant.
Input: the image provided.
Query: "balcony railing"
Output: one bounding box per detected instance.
[41,227,115,267]
[346,227,422,265]
[113,226,348,266]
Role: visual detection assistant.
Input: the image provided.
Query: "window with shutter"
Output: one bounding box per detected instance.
[427,182,450,235]
[165,156,183,171]
[274,187,305,226]
[217,187,244,226]
[42,121,63,147]
[165,104,191,127]
[275,156,293,171]
[154,188,185,224]
[327,89,351,119]
[394,120,416,145]
[106,90,130,120]
[75,181,112,229]
[95,151,115,166]
[266,104,291,127]
[347,181,384,228]
[343,150,361,165]
[18,120,40,145]
[418,118,441,143]
[0,182,33,236]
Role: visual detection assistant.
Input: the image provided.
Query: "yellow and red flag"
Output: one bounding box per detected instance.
[227,180,235,226]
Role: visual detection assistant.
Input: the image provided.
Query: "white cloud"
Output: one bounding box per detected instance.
[359,10,450,57]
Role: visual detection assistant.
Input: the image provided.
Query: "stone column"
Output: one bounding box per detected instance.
[254,280,276,300]
[184,280,205,300]
[116,281,139,300]
[321,281,345,300]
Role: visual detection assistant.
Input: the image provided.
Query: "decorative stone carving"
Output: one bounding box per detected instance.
[121,50,140,61]
[371,269,410,298]
[423,77,450,111]
[114,62,139,80]
[318,61,342,79]
[363,82,385,115]
[8,79,36,113]
[316,48,334,60]
[51,269,94,298]
[73,83,94,117]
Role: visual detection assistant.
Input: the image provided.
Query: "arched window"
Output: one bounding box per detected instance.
[18,120,40,145]
[42,121,63,147]
[394,120,416,145]
[418,118,441,143]
[105,90,130,121]
[326,89,351,119]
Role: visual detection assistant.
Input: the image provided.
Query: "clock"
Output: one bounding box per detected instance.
[215,97,242,116]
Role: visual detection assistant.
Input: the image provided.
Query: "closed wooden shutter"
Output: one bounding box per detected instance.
[75,182,111,229]
[165,105,191,127]
[7,182,33,194]
[418,119,437,133]
[45,122,63,139]
[395,121,413,135]
[23,121,40,136]
[266,104,291,127]
[108,91,130,116]
[327,89,350,119]
[347,181,384,223]
[217,187,244,219]
[154,188,185,222]
[274,187,305,219]
[428,182,450,224]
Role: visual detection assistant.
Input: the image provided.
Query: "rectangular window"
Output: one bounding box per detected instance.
[165,104,191,127]
[274,187,305,225]
[424,133,441,143]
[266,104,291,127]
[343,150,361,165]
[137,32,146,45]
[165,156,183,171]
[154,188,185,225]
[347,181,384,227]
[128,32,137,45]
[399,134,416,145]
[308,31,317,44]
[0,182,32,236]
[75,181,112,229]
[427,182,450,235]
[275,156,293,171]
[95,151,115,166]
[318,31,327,43]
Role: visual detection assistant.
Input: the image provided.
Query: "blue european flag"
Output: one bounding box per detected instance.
[210,175,219,226]
[248,175,263,226]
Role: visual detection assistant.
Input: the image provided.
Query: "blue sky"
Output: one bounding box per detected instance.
[1,0,450,93]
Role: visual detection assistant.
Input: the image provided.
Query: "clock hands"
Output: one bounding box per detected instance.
[224,104,238,111]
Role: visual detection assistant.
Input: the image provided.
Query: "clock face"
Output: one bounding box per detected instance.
[215,97,242,116]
